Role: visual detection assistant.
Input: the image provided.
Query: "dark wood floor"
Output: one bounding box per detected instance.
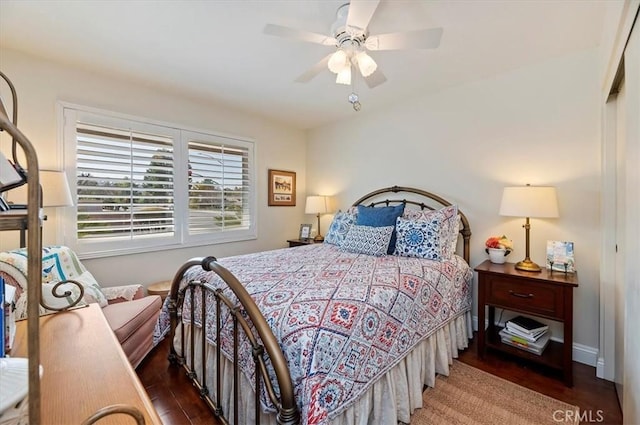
[136,333,622,424]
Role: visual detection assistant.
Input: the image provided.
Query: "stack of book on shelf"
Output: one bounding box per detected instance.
[499,315,550,355]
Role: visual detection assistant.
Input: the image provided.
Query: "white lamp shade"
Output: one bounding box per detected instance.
[8,170,74,207]
[356,51,377,77]
[328,50,348,74]
[499,186,559,218]
[305,196,327,215]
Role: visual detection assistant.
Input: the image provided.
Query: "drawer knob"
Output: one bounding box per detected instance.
[509,290,534,299]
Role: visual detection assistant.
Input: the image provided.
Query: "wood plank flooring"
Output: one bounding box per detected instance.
[136,333,622,424]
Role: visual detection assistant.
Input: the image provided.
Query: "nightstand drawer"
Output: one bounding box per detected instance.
[486,276,563,319]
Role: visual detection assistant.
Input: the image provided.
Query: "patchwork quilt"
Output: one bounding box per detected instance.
[159,243,472,424]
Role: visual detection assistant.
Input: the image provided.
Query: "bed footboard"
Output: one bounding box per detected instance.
[167,256,299,425]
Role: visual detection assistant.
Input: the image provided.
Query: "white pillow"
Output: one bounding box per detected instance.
[75,270,109,307]
[41,281,88,312]
[42,270,108,310]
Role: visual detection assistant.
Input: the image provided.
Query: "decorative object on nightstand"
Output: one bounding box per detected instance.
[546,240,576,273]
[485,235,513,264]
[499,184,559,272]
[299,223,312,240]
[305,195,328,242]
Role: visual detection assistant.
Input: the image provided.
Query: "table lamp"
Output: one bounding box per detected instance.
[9,170,74,209]
[305,195,328,242]
[499,184,559,272]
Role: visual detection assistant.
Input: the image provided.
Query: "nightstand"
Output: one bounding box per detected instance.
[475,260,578,386]
[287,238,317,247]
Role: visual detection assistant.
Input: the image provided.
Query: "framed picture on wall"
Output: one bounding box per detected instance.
[268,169,296,206]
[546,240,576,273]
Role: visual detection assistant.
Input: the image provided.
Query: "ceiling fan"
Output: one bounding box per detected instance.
[264,0,443,91]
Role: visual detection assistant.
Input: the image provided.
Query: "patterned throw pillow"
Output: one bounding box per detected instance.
[324,211,356,246]
[394,217,443,260]
[340,225,394,257]
[402,205,459,259]
[41,251,109,307]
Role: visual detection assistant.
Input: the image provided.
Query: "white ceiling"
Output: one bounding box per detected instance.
[0,0,606,130]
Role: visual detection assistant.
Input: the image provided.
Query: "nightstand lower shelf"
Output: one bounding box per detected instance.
[486,327,564,371]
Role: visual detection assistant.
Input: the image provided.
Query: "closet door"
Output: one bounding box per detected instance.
[614,81,625,408]
[621,22,639,422]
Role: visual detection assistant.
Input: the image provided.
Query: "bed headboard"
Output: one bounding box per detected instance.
[351,185,472,263]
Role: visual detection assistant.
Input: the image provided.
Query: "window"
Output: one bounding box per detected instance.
[62,105,256,258]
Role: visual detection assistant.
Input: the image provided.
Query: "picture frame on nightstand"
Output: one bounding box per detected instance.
[546,240,576,273]
[299,223,312,240]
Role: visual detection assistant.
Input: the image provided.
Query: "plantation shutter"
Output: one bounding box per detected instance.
[76,122,175,240]
[187,140,251,234]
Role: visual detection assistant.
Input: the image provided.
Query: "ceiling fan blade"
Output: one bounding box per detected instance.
[346,0,381,32]
[366,27,444,51]
[363,68,387,88]
[295,54,333,83]
[264,24,336,46]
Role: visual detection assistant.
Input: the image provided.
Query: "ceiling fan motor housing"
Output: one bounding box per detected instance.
[331,3,368,49]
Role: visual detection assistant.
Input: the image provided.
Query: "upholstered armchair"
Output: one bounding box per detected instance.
[0,246,162,368]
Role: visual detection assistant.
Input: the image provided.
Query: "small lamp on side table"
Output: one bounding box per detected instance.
[7,170,73,246]
[305,195,328,242]
[499,184,559,272]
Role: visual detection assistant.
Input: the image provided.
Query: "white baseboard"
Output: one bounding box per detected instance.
[472,315,598,367]
[597,357,606,379]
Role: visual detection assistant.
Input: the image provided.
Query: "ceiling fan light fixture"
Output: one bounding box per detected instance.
[336,65,351,85]
[355,51,377,77]
[328,49,348,74]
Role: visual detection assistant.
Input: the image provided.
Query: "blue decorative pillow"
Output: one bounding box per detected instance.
[324,211,356,246]
[394,217,444,260]
[340,225,394,257]
[356,204,405,254]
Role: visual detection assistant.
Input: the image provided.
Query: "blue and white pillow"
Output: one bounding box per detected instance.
[340,225,394,257]
[402,205,459,259]
[394,217,443,260]
[324,211,356,246]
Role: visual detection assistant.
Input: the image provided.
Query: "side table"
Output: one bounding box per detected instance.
[147,280,172,301]
[286,238,317,247]
[475,260,578,386]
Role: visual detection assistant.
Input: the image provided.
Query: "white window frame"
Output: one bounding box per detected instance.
[60,102,257,258]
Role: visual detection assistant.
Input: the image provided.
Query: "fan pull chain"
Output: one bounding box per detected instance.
[349,66,362,112]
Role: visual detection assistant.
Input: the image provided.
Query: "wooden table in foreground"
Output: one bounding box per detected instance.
[11,304,162,424]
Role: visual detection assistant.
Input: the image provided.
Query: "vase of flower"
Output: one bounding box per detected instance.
[487,248,509,264]
[485,235,513,264]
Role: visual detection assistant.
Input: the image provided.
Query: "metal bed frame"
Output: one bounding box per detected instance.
[167,185,472,425]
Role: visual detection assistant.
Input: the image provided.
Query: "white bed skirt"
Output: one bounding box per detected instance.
[175,310,472,425]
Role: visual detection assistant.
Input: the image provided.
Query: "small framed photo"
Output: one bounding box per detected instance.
[299,224,312,240]
[546,241,576,273]
[268,169,296,206]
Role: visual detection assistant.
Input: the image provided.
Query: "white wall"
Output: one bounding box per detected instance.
[0,48,307,287]
[307,48,601,355]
